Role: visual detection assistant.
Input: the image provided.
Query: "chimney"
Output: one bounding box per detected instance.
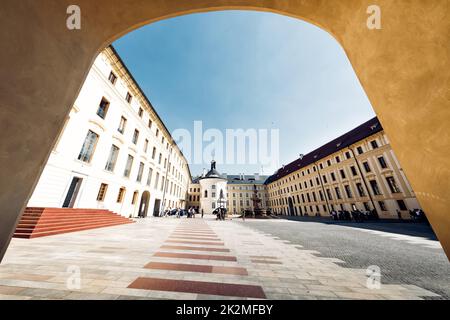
[202,168,207,177]
[254,173,260,181]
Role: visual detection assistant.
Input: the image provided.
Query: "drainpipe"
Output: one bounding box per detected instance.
[348,147,377,213]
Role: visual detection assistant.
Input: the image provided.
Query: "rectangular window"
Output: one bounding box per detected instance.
[78,130,99,163]
[146,168,153,186]
[322,175,328,184]
[335,187,342,199]
[105,145,120,172]
[138,107,143,117]
[123,155,134,177]
[118,116,127,134]
[148,119,153,128]
[356,183,366,197]
[378,156,388,169]
[117,188,126,203]
[156,129,159,137]
[335,156,340,163]
[357,146,364,155]
[152,147,156,159]
[370,180,382,195]
[371,140,379,149]
[132,129,139,144]
[350,166,358,176]
[158,153,162,164]
[136,162,145,182]
[326,189,333,201]
[108,72,117,85]
[154,172,160,189]
[126,92,133,104]
[345,151,351,159]
[340,169,346,179]
[344,185,353,198]
[378,201,387,211]
[363,161,371,173]
[96,183,108,201]
[144,139,149,153]
[386,176,401,193]
[97,97,110,119]
[397,200,407,211]
[331,172,336,181]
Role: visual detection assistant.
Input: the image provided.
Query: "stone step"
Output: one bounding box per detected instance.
[14,220,133,239]
[16,218,132,233]
[13,207,134,238]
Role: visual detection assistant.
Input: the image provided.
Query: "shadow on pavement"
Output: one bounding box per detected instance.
[277,216,438,241]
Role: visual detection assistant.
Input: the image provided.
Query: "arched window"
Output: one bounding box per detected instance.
[204,190,208,198]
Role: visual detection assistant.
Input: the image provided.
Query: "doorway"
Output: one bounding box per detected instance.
[62,177,83,208]
[153,199,161,217]
[138,191,150,218]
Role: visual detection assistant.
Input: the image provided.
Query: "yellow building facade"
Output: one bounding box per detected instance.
[266,118,422,218]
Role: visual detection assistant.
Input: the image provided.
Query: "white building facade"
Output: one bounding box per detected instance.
[198,161,228,214]
[27,46,191,218]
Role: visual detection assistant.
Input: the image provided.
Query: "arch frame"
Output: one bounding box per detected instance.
[0,0,449,261]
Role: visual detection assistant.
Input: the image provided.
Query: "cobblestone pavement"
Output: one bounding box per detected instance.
[0,216,445,300]
[236,218,450,299]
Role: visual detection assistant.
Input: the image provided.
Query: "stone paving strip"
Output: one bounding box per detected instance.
[0,217,442,300]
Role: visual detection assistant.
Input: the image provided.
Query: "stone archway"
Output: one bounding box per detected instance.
[138,191,151,218]
[0,0,449,261]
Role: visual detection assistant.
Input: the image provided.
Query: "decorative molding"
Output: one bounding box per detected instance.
[88,119,106,132]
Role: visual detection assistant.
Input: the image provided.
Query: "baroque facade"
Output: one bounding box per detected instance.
[187,163,270,215]
[265,117,422,218]
[27,46,191,218]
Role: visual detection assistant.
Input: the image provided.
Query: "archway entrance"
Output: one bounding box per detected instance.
[288,197,295,216]
[138,191,150,218]
[0,1,449,262]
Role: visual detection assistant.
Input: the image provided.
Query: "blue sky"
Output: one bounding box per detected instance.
[113,10,375,177]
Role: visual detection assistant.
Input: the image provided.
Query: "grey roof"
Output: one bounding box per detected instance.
[227,175,269,185]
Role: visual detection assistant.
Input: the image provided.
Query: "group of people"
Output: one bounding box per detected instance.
[406,209,428,223]
[161,207,204,219]
[330,209,379,222]
[213,207,227,221]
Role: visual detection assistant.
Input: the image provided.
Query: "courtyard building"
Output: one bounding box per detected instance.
[265,117,422,218]
[187,163,270,215]
[27,46,191,218]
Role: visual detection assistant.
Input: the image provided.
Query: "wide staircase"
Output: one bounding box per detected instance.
[13,207,134,239]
